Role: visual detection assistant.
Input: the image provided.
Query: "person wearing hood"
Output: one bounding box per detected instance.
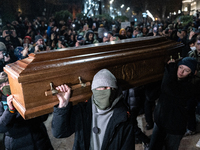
[149,57,198,150]
[52,69,135,150]
[0,72,53,150]
[85,30,99,45]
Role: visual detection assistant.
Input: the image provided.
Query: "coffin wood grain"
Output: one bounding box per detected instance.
[4,36,183,119]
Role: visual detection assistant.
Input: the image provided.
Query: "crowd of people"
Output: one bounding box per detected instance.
[0,12,200,150]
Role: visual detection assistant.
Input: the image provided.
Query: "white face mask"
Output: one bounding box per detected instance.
[190,46,196,51]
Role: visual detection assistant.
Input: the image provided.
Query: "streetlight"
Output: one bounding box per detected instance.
[126,7,130,11]
[110,0,114,4]
[146,10,155,21]
[121,4,124,8]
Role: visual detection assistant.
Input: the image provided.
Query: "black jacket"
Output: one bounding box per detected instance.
[0,102,53,150]
[154,63,196,135]
[52,98,135,150]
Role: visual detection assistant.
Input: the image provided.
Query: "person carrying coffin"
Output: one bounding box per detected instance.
[52,69,135,150]
[149,57,198,150]
[0,71,54,150]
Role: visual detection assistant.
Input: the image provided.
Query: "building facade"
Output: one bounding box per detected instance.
[182,0,200,15]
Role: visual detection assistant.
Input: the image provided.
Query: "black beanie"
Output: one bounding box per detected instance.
[178,57,197,75]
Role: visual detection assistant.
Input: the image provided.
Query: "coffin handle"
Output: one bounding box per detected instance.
[45,77,91,96]
[178,53,181,59]
[170,55,173,61]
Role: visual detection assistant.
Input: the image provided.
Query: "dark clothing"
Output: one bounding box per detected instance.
[0,61,9,72]
[39,25,47,36]
[67,40,75,47]
[187,49,200,131]
[154,63,195,135]
[187,97,198,132]
[29,45,46,54]
[0,102,53,150]
[150,63,196,150]
[52,99,135,150]
[149,123,184,150]
[118,35,127,40]
[123,87,150,145]
[144,81,161,125]
[87,17,93,29]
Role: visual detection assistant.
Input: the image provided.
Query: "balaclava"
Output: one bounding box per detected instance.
[91,69,118,110]
[2,85,11,96]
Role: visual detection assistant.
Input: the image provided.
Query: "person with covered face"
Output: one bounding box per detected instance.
[52,69,135,150]
[149,57,198,150]
[0,72,53,150]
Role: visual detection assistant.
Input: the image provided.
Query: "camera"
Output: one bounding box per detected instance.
[38,45,45,51]
[6,31,13,35]
[23,43,29,48]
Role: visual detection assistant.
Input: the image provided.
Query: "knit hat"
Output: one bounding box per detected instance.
[0,42,7,52]
[35,35,43,42]
[91,69,118,90]
[24,36,32,43]
[0,72,8,84]
[178,57,197,75]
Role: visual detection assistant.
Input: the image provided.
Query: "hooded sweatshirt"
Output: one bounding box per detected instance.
[90,92,122,150]
[90,69,121,150]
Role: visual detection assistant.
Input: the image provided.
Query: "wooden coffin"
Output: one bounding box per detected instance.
[4,36,184,119]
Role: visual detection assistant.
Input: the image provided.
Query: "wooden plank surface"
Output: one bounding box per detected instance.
[4,36,184,119]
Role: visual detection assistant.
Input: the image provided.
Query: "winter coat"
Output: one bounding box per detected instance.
[188,49,200,83]
[0,102,53,150]
[154,63,196,135]
[52,98,135,150]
